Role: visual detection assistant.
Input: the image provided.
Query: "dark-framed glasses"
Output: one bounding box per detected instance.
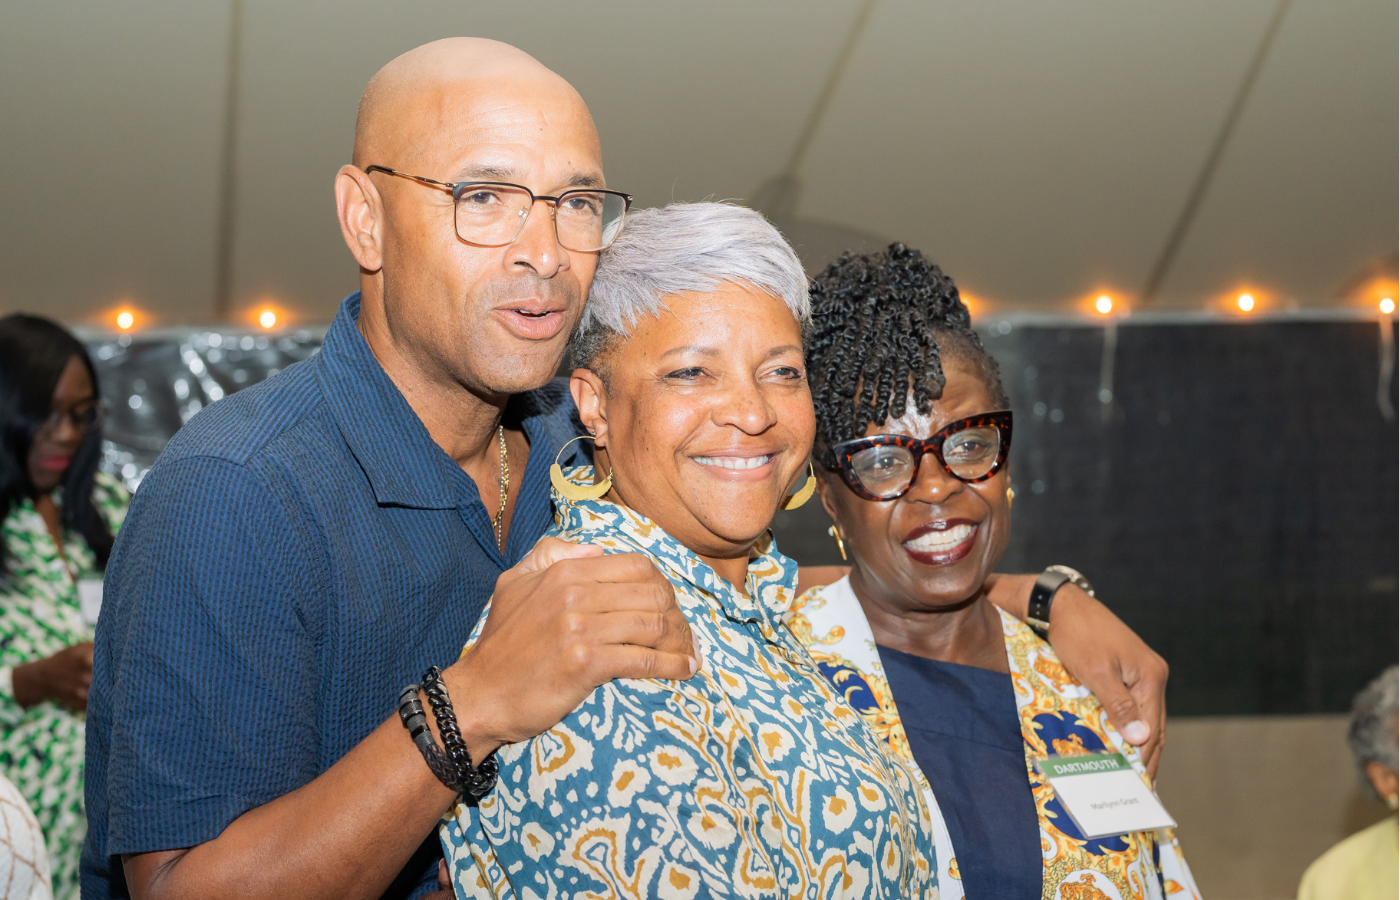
[365,165,632,253]
[40,399,108,435]
[829,411,1013,501]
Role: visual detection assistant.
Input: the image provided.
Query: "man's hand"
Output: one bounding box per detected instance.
[1046,585,1168,777]
[12,641,94,711]
[446,538,697,761]
[983,574,1168,778]
[122,539,696,900]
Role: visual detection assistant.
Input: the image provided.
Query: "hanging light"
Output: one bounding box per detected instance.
[1095,295,1114,315]
[1381,298,1395,315]
[258,308,278,329]
[1237,293,1255,312]
[116,309,136,331]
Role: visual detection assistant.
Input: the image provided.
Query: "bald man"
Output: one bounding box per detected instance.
[83,38,1167,900]
[83,39,695,900]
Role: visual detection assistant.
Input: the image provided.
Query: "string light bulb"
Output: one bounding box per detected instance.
[1095,295,1114,315]
[116,310,135,331]
[1381,298,1395,315]
[1237,293,1255,312]
[258,309,278,329]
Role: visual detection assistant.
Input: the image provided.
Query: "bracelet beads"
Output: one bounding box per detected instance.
[397,684,462,793]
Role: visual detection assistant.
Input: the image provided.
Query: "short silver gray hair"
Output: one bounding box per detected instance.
[571,202,810,372]
[1348,665,1399,796]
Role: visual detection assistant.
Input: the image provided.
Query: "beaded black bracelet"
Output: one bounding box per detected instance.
[397,685,462,793]
[421,666,499,800]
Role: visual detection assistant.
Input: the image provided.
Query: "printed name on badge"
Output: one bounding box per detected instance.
[1035,752,1176,839]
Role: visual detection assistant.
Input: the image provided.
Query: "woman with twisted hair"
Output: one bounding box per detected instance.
[789,245,1199,899]
[437,210,1182,898]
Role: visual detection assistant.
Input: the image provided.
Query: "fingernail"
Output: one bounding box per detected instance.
[1123,720,1150,744]
[689,655,699,676]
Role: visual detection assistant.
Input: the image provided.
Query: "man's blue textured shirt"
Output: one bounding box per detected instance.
[81,293,586,899]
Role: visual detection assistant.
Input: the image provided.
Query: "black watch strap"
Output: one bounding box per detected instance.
[1026,569,1072,639]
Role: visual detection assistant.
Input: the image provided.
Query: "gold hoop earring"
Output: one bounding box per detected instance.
[782,462,817,510]
[550,434,614,502]
[827,525,847,561]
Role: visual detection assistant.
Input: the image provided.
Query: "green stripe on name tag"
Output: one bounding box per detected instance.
[1037,752,1131,778]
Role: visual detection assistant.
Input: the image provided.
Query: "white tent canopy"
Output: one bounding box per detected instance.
[0,0,1393,325]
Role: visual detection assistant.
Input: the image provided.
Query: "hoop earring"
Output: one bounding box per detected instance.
[782,462,817,510]
[827,525,847,561]
[549,434,614,502]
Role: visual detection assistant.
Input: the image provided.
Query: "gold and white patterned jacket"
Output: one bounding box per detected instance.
[789,576,1201,900]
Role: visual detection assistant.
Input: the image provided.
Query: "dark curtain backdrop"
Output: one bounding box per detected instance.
[773,318,1399,715]
[89,318,1399,716]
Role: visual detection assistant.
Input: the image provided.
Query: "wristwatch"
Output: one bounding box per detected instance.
[1026,565,1095,639]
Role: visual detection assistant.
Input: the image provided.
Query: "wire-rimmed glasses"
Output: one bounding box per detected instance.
[365,165,632,253]
[828,411,1013,501]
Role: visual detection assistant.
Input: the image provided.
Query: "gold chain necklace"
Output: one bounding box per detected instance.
[493,425,509,551]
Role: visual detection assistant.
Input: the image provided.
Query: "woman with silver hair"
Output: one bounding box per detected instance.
[439,202,939,898]
[1298,665,1398,900]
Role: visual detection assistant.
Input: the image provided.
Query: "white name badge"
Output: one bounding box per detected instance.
[77,579,103,626]
[1036,752,1176,839]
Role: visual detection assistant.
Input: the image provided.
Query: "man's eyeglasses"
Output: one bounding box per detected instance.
[828,411,1013,501]
[39,400,108,436]
[365,165,632,253]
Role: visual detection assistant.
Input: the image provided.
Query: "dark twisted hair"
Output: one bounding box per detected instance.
[806,243,1009,468]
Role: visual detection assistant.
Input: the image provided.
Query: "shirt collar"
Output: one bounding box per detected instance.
[552,466,799,623]
[315,293,587,514]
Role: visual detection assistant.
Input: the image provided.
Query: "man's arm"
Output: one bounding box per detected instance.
[982,573,1167,776]
[108,462,694,900]
[795,566,1169,777]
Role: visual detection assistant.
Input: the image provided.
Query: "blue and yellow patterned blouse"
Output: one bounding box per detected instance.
[440,467,937,899]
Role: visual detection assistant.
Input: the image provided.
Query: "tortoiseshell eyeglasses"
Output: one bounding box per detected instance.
[828,411,1013,501]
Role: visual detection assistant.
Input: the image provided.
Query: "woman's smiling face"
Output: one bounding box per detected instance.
[573,282,813,563]
[819,354,1011,611]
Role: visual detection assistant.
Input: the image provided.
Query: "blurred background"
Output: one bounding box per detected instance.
[1,2,1395,897]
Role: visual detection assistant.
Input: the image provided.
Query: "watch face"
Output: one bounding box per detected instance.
[1047,565,1094,598]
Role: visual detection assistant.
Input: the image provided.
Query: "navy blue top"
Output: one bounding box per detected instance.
[876,644,1042,899]
[82,294,588,900]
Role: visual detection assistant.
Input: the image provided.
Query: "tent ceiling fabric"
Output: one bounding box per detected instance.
[0,0,1393,324]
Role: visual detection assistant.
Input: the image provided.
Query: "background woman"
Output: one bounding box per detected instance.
[440,203,938,898]
[1297,665,1398,900]
[0,314,127,900]
[790,246,1198,900]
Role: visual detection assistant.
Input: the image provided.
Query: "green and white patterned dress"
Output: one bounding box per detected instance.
[0,473,128,900]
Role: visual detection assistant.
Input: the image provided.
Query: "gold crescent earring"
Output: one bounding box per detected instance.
[550,434,614,502]
[827,525,847,561]
[782,462,817,510]
[1006,485,1016,509]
